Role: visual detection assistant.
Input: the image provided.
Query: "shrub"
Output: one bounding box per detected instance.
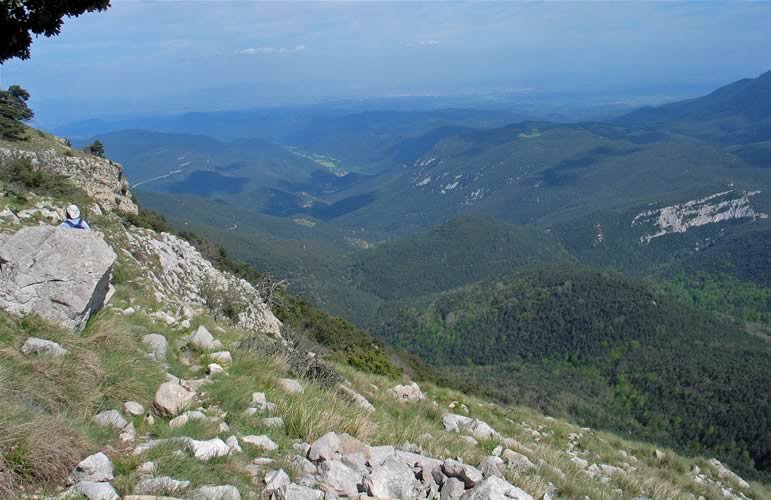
[0,157,84,201]
[123,207,173,233]
[84,140,105,158]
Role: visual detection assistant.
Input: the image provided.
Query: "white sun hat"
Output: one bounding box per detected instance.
[66,204,80,219]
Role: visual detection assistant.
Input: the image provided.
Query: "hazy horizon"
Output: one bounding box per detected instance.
[2,1,770,128]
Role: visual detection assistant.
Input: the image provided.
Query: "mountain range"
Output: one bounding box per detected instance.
[44,71,771,480]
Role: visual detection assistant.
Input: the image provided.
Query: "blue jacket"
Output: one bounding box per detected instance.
[59,218,90,230]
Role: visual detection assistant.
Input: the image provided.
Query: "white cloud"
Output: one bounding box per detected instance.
[237,45,306,55]
[407,39,440,48]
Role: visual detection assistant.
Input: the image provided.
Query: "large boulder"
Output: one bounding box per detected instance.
[0,226,116,331]
[154,381,196,416]
[460,476,533,500]
[68,452,114,483]
[308,432,340,462]
[389,382,426,402]
[365,456,421,498]
[20,337,68,357]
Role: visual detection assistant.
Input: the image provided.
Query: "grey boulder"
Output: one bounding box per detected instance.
[65,481,119,500]
[442,459,483,488]
[317,459,362,496]
[365,456,421,499]
[134,476,191,495]
[0,226,116,331]
[308,432,340,462]
[189,325,223,351]
[441,477,466,500]
[191,484,241,499]
[460,476,533,500]
[20,337,68,357]
[94,410,128,430]
[142,334,168,361]
[154,381,196,416]
[69,452,114,483]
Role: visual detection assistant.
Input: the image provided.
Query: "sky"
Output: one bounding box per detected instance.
[2,1,770,127]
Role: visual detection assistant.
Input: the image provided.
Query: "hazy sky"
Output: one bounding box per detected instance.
[2,1,770,125]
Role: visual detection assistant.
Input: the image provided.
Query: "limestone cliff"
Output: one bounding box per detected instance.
[0,135,137,214]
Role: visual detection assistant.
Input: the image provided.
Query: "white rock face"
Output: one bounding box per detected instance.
[442,459,483,488]
[20,337,68,357]
[263,469,291,499]
[189,325,223,352]
[308,432,340,462]
[0,146,137,214]
[365,456,421,498]
[209,351,233,364]
[169,410,207,429]
[69,452,114,483]
[317,459,362,497]
[632,190,768,244]
[389,382,426,402]
[441,477,465,500]
[207,363,225,375]
[460,476,533,500]
[154,381,196,416]
[0,226,116,331]
[443,414,474,433]
[241,435,278,451]
[709,458,750,490]
[286,483,324,500]
[250,392,277,413]
[261,417,284,428]
[186,438,232,461]
[123,228,281,336]
[190,484,241,500]
[501,449,535,472]
[123,401,145,416]
[277,378,304,394]
[134,476,191,495]
[66,480,120,500]
[443,413,501,440]
[338,383,375,412]
[94,410,128,430]
[225,435,242,453]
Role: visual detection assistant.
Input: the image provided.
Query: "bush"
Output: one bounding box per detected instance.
[0,157,84,200]
[123,207,173,233]
[84,140,105,158]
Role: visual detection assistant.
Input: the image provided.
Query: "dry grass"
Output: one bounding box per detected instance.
[0,412,89,496]
[278,386,376,443]
[0,309,166,496]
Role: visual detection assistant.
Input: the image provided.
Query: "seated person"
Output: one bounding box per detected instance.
[59,204,90,230]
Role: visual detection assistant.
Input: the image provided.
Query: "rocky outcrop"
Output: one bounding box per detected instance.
[154,381,196,416]
[389,381,426,402]
[0,226,116,331]
[123,228,281,336]
[632,190,768,244]
[0,144,137,214]
[286,432,534,500]
[20,337,68,356]
[68,452,114,484]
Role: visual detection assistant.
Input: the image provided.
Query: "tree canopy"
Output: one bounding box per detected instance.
[85,139,105,157]
[0,0,110,62]
[0,85,34,140]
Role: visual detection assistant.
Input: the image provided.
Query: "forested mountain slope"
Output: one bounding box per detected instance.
[7,127,768,499]
[617,70,771,146]
[376,268,771,480]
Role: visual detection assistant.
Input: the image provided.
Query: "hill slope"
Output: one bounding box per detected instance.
[376,268,771,479]
[618,70,771,146]
[4,130,768,499]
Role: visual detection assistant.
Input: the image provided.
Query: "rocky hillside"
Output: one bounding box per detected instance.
[0,135,768,499]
